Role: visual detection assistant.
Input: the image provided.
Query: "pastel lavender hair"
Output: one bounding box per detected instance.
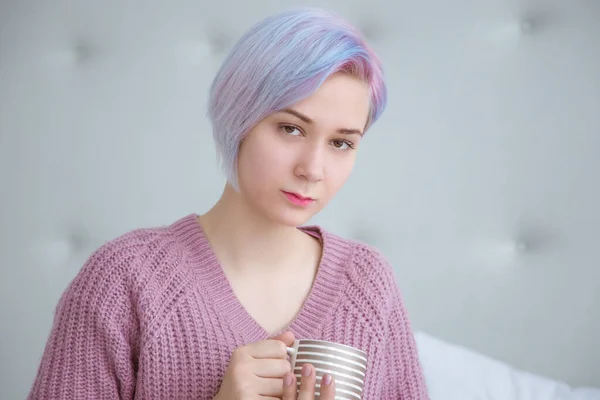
[208,7,387,189]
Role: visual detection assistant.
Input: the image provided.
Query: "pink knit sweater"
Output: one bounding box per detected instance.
[28,214,429,399]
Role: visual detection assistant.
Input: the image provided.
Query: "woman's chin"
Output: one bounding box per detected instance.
[267,207,318,228]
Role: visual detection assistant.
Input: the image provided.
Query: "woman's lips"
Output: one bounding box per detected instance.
[282,191,315,207]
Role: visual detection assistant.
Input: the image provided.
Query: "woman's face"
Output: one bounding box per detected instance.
[237,73,371,227]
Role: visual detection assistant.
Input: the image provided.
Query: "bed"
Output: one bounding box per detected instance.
[415,332,600,400]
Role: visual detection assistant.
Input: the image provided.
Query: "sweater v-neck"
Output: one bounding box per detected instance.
[171,214,353,343]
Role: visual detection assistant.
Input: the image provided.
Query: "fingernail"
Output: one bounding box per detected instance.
[284,374,293,387]
[302,364,312,377]
[322,374,332,385]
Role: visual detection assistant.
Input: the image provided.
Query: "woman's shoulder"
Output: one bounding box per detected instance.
[65,214,199,300]
[318,227,406,336]
[81,218,182,276]
[51,215,202,333]
[318,226,398,300]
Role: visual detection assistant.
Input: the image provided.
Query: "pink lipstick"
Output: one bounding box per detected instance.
[282,191,315,207]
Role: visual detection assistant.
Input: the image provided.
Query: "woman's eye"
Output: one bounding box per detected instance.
[281,124,301,136]
[332,139,354,150]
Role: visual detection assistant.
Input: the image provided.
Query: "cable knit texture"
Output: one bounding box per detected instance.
[28,214,429,399]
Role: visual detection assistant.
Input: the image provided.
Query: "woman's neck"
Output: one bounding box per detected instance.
[198,184,316,274]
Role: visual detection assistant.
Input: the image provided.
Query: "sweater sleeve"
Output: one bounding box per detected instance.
[28,236,143,400]
[382,277,430,399]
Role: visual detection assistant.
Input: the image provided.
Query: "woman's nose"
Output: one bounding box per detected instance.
[294,145,324,182]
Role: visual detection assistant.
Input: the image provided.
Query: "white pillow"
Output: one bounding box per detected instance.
[414,331,600,400]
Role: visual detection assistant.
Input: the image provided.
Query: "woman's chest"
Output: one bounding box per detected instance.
[136,305,383,400]
[135,300,246,400]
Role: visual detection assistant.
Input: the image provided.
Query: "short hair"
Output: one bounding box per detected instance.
[207,7,387,189]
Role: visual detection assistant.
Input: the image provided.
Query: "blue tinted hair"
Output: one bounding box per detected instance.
[208,7,387,189]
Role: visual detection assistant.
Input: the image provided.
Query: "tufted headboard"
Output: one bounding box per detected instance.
[1,1,598,398]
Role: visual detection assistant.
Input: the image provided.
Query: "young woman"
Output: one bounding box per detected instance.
[28,7,429,400]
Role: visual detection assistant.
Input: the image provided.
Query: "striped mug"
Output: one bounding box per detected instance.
[286,339,367,400]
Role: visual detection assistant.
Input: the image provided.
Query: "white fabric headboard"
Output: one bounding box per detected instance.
[1,1,598,398]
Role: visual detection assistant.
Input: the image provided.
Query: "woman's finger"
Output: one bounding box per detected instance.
[253,358,291,378]
[297,364,316,400]
[281,372,298,400]
[318,374,336,400]
[256,377,285,398]
[247,339,289,359]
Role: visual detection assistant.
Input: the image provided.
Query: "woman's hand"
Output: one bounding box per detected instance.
[214,331,295,400]
[282,364,336,400]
